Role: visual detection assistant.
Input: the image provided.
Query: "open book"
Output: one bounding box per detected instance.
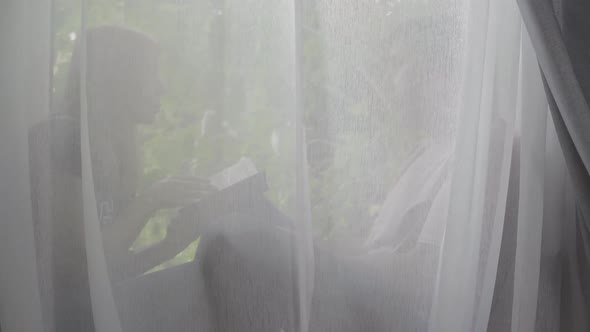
[175,157,268,222]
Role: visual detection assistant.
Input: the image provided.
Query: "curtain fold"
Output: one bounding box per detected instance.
[78,1,124,330]
[293,2,315,332]
[0,1,50,331]
[517,0,590,330]
[429,0,522,330]
[511,27,548,332]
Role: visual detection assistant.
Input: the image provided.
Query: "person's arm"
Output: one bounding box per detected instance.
[107,231,189,281]
[101,194,158,269]
[102,176,214,273]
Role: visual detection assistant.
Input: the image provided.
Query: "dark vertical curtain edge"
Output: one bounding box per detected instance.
[516,0,590,175]
[516,0,590,330]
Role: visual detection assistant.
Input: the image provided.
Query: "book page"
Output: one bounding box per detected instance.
[209,157,258,190]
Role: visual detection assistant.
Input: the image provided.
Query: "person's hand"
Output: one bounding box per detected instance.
[141,176,216,209]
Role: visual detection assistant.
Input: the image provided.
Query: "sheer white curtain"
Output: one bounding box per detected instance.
[430,0,523,329]
[0,0,579,331]
[0,1,50,331]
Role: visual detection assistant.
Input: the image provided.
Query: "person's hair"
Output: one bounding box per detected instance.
[63,25,159,122]
[61,26,159,192]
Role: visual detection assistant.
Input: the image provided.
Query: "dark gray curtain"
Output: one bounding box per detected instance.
[517,0,590,330]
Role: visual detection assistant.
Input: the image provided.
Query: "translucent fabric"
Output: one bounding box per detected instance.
[0,0,581,331]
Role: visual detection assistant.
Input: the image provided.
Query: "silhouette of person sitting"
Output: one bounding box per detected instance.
[30,26,216,331]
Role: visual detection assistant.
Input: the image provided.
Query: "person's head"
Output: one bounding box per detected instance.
[64,26,163,126]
